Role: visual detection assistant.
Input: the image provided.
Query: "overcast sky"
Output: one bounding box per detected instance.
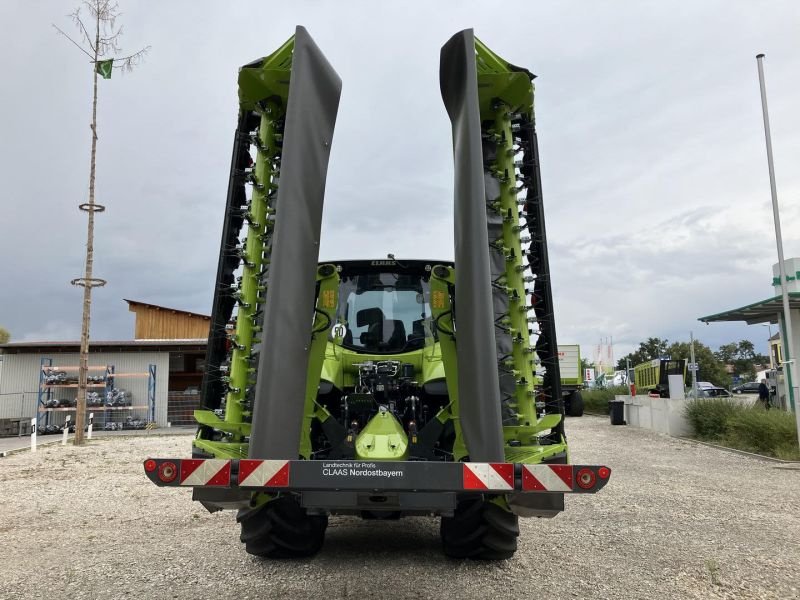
[1,1,799,363]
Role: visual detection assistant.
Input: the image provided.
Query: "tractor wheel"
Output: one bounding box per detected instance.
[441,497,519,560]
[237,496,327,558]
[566,390,584,417]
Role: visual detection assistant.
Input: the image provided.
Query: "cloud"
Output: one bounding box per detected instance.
[19,319,81,343]
[0,0,799,365]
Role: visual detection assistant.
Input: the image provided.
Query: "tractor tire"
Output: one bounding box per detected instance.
[237,496,327,558]
[566,390,584,417]
[441,497,519,560]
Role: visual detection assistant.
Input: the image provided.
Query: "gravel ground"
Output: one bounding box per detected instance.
[1,417,798,600]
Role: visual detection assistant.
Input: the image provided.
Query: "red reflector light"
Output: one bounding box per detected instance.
[144,459,157,473]
[598,466,610,479]
[575,467,596,489]
[158,461,178,483]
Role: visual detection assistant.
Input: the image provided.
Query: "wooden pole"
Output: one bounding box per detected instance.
[74,10,102,446]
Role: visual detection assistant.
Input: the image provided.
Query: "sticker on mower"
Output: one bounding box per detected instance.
[320,461,404,479]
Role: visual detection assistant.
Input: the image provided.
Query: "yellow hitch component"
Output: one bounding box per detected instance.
[355,409,409,461]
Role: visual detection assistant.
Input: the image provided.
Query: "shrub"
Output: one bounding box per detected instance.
[775,443,800,462]
[582,386,628,414]
[684,398,743,440]
[724,408,799,458]
[684,398,800,459]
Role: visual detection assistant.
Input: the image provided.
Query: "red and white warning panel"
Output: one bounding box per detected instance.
[143,458,610,493]
[521,464,573,492]
[179,459,231,487]
[462,463,514,491]
[238,459,290,488]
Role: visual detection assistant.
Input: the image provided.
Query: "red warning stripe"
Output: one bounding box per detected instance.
[206,461,231,486]
[549,465,573,488]
[266,462,290,487]
[462,463,514,490]
[491,463,514,488]
[463,464,488,490]
[237,459,290,487]
[521,465,574,491]
[238,459,262,485]
[179,459,231,487]
[179,459,204,484]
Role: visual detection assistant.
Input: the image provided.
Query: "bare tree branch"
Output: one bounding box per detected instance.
[59,0,149,71]
[70,8,95,52]
[52,24,94,60]
[113,45,151,72]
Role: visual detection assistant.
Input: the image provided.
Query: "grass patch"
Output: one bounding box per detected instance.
[684,398,800,460]
[582,386,628,414]
[705,559,721,586]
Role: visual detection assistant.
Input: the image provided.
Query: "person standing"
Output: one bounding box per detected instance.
[758,379,770,410]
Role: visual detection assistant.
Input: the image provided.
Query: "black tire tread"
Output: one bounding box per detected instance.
[441,498,519,560]
[566,390,584,417]
[237,496,327,558]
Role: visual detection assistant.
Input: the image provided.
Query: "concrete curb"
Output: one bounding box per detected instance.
[0,438,62,457]
[676,436,800,465]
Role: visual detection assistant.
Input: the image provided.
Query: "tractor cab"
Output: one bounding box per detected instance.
[333,260,449,355]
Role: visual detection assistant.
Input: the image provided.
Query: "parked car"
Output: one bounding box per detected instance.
[698,386,732,398]
[732,381,761,394]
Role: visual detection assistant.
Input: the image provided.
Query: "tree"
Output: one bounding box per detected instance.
[668,340,730,388]
[714,342,739,364]
[54,1,149,445]
[714,340,768,382]
[617,337,670,370]
[0,327,9,344]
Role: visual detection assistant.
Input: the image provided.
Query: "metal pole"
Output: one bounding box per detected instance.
[756,54,800,448]
[762,322,774,369]
[690,331,698,399]
[626,358,632,396]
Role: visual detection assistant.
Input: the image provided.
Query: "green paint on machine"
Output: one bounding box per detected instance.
[151,28,609,561]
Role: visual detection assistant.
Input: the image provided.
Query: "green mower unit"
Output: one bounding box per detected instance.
[144,27,610,560]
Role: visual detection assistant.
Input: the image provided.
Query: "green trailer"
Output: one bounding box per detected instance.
[144,27,609,560]
[558,344,585,417]
[633,358,688,397]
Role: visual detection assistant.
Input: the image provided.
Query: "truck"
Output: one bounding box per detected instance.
[144,27,610,560]
[633,358,687,397]
[558,344,584,417]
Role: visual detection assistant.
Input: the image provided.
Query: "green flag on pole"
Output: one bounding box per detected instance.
[96,59,113,79]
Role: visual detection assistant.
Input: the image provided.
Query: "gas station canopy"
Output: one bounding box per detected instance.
[698,292,800,325]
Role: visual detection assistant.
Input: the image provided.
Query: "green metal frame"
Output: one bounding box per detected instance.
[299,266,340,458]
[194,33,569,470]
[429,265,468,461]
[474,39,565,455]
[193,36,296,459]
[224,101,277,435]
